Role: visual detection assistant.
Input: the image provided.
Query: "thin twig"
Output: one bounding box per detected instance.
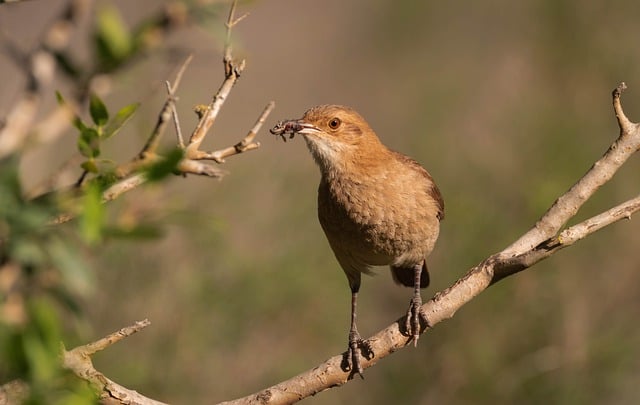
[166,54,193,148]
[166,81,184,148]
[71,319,151,356]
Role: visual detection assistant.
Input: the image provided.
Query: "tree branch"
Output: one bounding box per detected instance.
[62,320,167,405]
[503,82,640,255]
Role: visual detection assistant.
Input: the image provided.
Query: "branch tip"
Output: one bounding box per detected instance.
[613,81,627,99]
[612,82,634,132]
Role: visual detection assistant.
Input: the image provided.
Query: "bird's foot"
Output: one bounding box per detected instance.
[404,294,430,346]
[342,330,374,379]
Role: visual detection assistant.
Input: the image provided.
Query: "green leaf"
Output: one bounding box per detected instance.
[145,148,184,182]
[89,93,109,127]
[54,90,64,105]
[103,102,139,139]
[55,90,86,132]
[79,181,104,245]
[24,298,62,383]
[95,5,132,70]
[80,160,99,173]
[95,171,118,189]
[77,128,100,158]
[48,236,94,296]
[11,239,47,267]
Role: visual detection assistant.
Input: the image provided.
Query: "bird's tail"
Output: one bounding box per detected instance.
[391,261,430,289]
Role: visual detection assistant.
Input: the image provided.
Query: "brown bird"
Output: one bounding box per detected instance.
[271,105,444,378]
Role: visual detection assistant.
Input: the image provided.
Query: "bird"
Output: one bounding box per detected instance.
[270,105,444,378]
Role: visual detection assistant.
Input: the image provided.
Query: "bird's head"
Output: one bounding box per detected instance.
[271,105,383,173]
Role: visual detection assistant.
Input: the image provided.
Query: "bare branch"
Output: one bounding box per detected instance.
[62,320,167,405]
[494,193,640,282]
[178,158,227,178]
[503,82,640,256]
[165,54,193,148]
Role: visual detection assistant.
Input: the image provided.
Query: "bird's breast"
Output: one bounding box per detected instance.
[317,166,440,267]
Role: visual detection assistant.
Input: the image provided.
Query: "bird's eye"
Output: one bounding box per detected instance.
[328,118,341,130]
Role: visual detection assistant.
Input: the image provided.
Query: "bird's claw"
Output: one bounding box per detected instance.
[343,331,374,379]
[405,295,429,346]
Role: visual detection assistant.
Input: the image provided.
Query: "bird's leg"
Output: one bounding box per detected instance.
[344,289,373,379]
[405,261,429,346]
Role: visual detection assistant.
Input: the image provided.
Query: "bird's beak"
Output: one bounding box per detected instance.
[294,121,321,135]
[270,119,320,141]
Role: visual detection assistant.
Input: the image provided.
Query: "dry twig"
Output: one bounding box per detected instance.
[62,320,167,405]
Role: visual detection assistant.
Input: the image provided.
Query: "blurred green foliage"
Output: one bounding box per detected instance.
[1,33,165,405]
[0,157,97,403]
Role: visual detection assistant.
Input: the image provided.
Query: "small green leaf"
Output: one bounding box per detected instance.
[77,128,100,158]
[95,171,118,189]
[55,90,64,105]
[145,148,184,182]
[89,93,109,127]
[24,298,63,383]
[55,90,86,131]
[95,5,132,70]
[79,181,104,245]
[48,236,94,296]
[80,160,99,173]
[103,102,139,139]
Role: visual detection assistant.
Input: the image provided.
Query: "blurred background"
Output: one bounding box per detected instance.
[1,0,640,403]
